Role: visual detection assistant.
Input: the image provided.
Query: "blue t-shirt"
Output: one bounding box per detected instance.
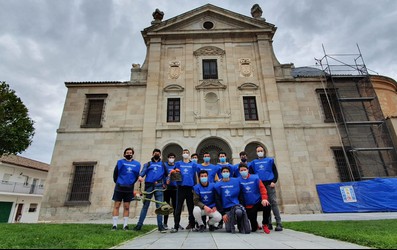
[216,163,235,179]
[249,158,275,181]
[238,174,261,206]
[164,161,177,187]
[139,161,167,184]
[175,160,198,187]
[233,161,250,178]
[197,164,220,183]
[214,178,241,209]
[193,182,216,208]
[116,159,141,186]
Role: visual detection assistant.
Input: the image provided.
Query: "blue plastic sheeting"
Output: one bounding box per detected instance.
[316,178,397,213]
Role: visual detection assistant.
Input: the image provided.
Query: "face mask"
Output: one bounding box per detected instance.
[153,155,160,160]
[200,177,208,183]
[240,170,248,178]
[221,172,230,179]
[257,152,264,158]
[220,157,226,163]
[241,158,247,163]
[192,159,198,163]
[125,155,133,160]
[182,153,189,159]
[168,158,175,163]
[203,157,210,163]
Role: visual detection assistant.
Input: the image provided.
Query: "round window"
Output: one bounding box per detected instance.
[203,21,214,30]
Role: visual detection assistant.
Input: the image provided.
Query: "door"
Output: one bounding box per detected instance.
[0,202,13,223]
[14,204,23,222]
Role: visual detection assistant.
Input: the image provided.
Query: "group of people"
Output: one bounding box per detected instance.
[111,146,283,234]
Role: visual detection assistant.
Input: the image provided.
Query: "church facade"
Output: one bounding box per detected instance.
[39,4,397,221]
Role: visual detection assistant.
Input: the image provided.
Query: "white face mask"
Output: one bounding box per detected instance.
[182,153,189,159]
[169,158,175,163]
[257,152,264,158]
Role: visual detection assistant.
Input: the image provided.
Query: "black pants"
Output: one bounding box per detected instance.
[163,186,177,225]
[246,202,271,232]
[174,186,195,228]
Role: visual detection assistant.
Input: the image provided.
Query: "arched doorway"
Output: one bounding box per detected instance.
[162,143,183,162]
[196,137,232,165]
[244,142,266,162]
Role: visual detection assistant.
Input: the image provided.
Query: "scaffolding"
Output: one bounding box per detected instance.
[316,45,397,181]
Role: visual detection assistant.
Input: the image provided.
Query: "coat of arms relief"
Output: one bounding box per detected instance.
[169,61,181,79]
[239,58,253,77]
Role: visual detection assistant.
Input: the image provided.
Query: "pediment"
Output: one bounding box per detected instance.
[163,84,184,92]
[238,82,259,90]
[196,79,227,90]
[143,4,275,34]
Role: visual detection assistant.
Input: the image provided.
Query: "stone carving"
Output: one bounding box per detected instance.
[152,8,164,24]
[239,58,252,77]
[251,4,265,20]
[132,63,141,69]
[193,46,225,57]
[196,79,226,90]
[169,61,181,79]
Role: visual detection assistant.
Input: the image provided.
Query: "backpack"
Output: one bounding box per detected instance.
[228,204,251,234]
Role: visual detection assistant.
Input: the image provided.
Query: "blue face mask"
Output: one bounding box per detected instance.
[203,157,211,163]
[192,159,198,163]
[200,177,208,183]
[220,157,226,163]
[240,170,248,178]
[222,172,230,179]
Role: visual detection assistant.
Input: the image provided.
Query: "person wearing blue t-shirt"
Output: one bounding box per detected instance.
[163,152,177,230]
[238,163,271,234]
[134,148,168,233]
[214,166,244,233]
[170,149,198,233]
[249,146,283,231]
[233,151,249,178]
[193,170,222,232]
[197,151,220,183]
[216,151,235,179]
[111,147,141,231]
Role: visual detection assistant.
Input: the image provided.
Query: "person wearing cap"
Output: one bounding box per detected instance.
[238,163,271,234]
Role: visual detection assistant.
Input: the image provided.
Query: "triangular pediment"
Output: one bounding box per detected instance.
[143,4,275,35]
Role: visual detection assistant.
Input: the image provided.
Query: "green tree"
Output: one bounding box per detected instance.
[0,81,35,156]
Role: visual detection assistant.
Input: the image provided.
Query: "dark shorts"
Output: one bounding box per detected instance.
[112,190,134,202]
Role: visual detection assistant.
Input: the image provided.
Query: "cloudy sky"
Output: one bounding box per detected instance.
[1,0,396,164]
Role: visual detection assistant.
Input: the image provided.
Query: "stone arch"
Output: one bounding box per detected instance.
[244,141,267,162]
[162,143,183,162]
[196,137,232,165]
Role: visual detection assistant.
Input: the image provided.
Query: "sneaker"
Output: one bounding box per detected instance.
[217,221,223,230]
[163,224,169,230]
[111,225,117,231]
[275,223,283,231]
[123,225,129,231]
[268,223,273,230]
[159,228,167,234]
[170,228,178,233]
[208,225,215,232]
[199,224,205,232]
[178,225,184,230]
[186,224,195,230]
[133,225,142,231]
[262,224,270,234]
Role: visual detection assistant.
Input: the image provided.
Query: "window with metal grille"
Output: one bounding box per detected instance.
[243,96,258,121]
[81,94,107,128]
[203,59,218,79]
[331,147,360,182]
[317,89,342,123]
[68,163,95,203]
[167,98,180,122]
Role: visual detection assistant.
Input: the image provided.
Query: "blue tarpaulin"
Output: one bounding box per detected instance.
[316,178,397,213]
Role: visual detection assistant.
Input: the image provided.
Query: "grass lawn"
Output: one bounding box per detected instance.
[283,219,397,249]
[0,223,157,249]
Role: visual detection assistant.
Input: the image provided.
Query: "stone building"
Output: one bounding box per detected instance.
[39,4,397,221]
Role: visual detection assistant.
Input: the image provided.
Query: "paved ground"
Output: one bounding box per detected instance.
[106,212,397,249]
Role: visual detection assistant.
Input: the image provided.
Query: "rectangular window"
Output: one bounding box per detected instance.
[203,59,218,79]
[243,96,258,121]
[28,203,38,213]
[1,173,12,184]
[331,147,360,182]
[317,89,342,123]
[167,98,180,122]
[68,163,95,203]
[81,94,107,128]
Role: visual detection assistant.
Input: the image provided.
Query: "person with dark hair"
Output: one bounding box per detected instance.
[238,163,271,234]
[111,147,141,230]
[234,151,249,178]
[170,149,198,233]
[216,151,235,178]
[191,153,199,164]
[193,170,222,232]
[197,152,220,183]
[249,146,283,231]
[163,152,177,230]
[134,148,168,233]
[214,166,249,234]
